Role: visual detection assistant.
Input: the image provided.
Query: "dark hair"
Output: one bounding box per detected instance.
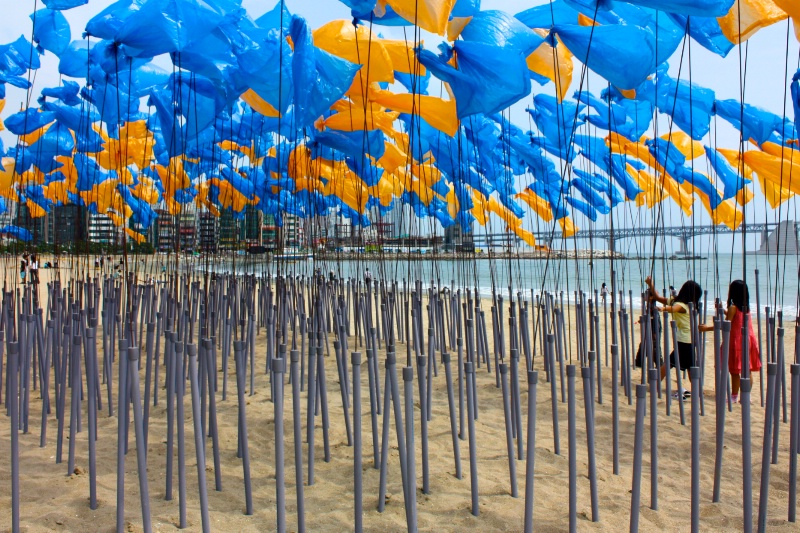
[674,280,702,307]
[727,279,749,311]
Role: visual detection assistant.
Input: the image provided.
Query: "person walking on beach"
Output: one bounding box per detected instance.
[30,254,39,284]
[20,253,28,284]
[646,276,702,399]
[601,282,609,300]
[364,268,372,286]
[699,280,761,403]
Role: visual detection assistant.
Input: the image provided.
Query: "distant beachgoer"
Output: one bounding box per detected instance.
[601,283,609,300]
[364,268,372,285]
[30,254,39,284]
[20,254,28,284]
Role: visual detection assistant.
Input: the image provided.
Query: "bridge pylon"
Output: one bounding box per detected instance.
[676,236,691,256]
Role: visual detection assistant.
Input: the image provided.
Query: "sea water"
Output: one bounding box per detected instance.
[199,252,800,318]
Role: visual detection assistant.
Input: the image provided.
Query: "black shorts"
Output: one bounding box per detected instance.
[669,342,694,370]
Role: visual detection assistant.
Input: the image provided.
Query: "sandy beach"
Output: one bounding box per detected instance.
[0,262,798,532]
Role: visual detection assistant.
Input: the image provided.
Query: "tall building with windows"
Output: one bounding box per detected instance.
[281,214,305,249]
[240,206,261,244]
[48,205,88,246]
[219,210,238,250]
[177,212,196,250]
[444,221,474,252]
[15,203,47,244]
[198,212,219,252]
[262,213,278,250]
[88,213,117,244]
[154,209,176,251]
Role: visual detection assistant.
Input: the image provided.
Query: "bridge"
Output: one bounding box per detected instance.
[471,221,800,255]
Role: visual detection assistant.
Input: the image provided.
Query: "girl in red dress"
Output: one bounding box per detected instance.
[702,280,761,403]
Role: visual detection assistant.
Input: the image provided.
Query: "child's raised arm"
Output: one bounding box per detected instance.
[645,276,669,305]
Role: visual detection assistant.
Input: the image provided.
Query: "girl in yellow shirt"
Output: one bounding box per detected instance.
[645,276,702,398]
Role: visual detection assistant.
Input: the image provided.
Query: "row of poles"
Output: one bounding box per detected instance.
[2,266,800,531]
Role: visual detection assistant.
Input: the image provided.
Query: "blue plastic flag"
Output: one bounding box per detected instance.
[4,107,56,135]
[704,145,749,200]
[625,0,734,17]
[31,9,71,56]
[0,226,33,241]
[460,10,545,55]
[715,99,784,146]
[42,0,89,9]
[418,41,531,118]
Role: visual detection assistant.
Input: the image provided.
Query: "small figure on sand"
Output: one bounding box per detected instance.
[20,253,28,284]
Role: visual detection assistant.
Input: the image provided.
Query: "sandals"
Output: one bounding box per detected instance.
[671,389,692,401]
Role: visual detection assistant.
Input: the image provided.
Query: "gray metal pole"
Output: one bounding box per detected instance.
[547,333,560,455]
[612,343,620,475]
[511,348,524,460]
[583,365,599,521]
[235,342,253,515]
[788,363,798,522]
[366,341,379,468]
[741,376,754,533]
[352,352,363,533]
[714,320,731,502]
[754,269,764,406]
[9,342,20,533]
[690,368,700,533]
[175,341,187,529]
[403,365,418,532]
[418,348,430,494]
[757,363,778,533]
[164,331,175,501]
[465,361,479,516]
[671,321,686,425]
[85,323,98,510]
[630,384,647,533]
[442,352,461,479]
[128,346,153,533]
[272,353,287,533]
[67,333,80,475]
[116,336,129,533]
[500,363,518,497]
[290,349,306,532]
[523,370,538,533]
[306,324,317,485]
[772,325,785,463]
[202,339,221,492]
[648,367,658,511]
[566,365,577,533]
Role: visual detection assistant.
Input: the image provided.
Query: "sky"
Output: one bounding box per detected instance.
[1,0,799,254]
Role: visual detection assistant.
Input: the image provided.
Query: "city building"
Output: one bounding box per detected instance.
[15,203,47,244]
[88,213,118,244]
[262,213,279,250]
[177,212,196,250]
[240,206,261,245]
[218,210,238,250]
[154,209,176,251]
[198,212,219,253]
[282,214,305,249]
[48,205,88,246]
[444,221,475,252]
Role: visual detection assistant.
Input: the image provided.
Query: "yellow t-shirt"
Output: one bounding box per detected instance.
[669,297,692,344]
